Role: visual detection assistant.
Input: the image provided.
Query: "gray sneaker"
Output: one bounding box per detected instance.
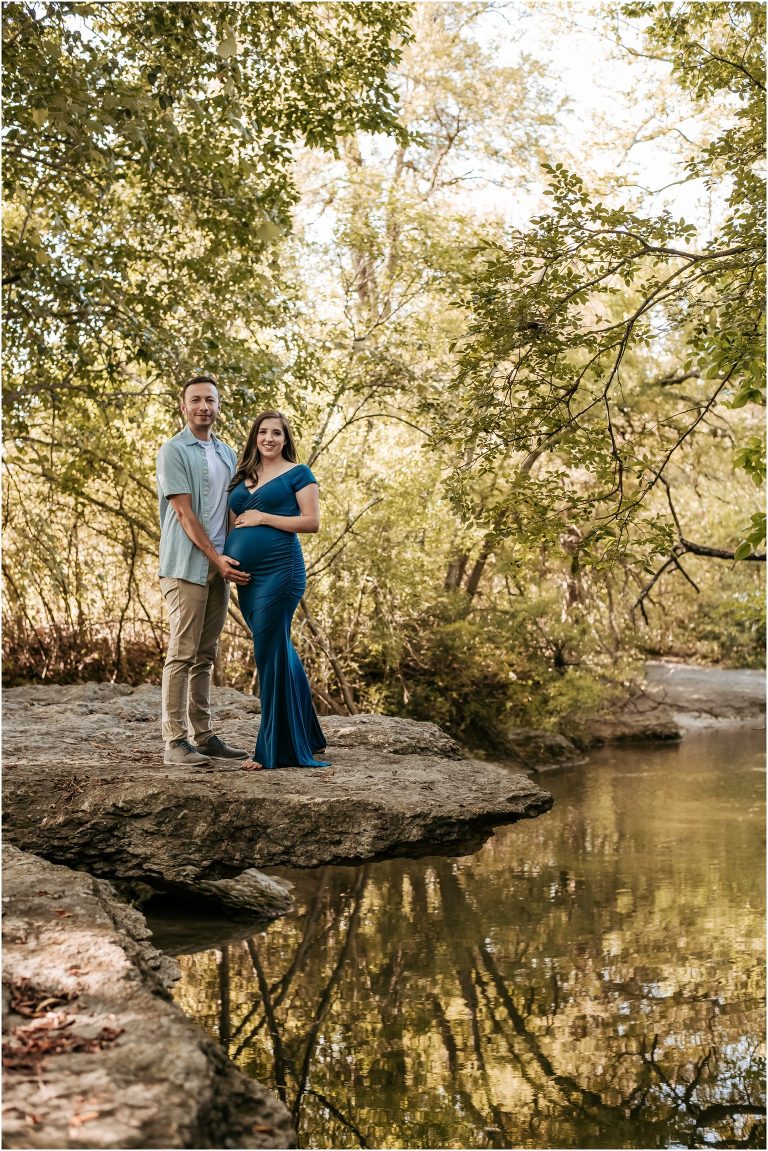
[164,738,211,766]
[194,734,248,759]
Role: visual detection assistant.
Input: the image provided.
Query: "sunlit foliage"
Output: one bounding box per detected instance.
[2,2,764,734]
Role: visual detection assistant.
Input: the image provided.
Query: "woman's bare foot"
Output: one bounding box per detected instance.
[241,757,265,771]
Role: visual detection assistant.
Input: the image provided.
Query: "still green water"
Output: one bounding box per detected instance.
[158,729,765,1149]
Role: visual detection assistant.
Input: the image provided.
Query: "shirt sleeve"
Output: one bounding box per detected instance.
[291,464,318,492]
[157,441,192,499]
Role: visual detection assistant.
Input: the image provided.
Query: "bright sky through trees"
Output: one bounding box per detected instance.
[458,1,733,230]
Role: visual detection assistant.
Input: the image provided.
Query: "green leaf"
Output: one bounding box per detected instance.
[217,34,238,59]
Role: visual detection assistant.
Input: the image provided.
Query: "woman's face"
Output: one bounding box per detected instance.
[257,418,286,460]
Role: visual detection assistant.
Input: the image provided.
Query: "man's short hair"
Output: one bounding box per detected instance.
[182,374,219,400]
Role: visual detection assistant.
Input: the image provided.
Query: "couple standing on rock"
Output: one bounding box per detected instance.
[156,374,330,773]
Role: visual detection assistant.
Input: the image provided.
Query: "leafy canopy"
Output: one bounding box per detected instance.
[442,1,765,566]
[3,0,412,432]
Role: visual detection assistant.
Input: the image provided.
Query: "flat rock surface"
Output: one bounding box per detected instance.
[645,661,766,727]
[487,727,587,771]
[2,845,294,1149]
[585,683,683,744]
[585,662,766,744]
[3,685,553,900]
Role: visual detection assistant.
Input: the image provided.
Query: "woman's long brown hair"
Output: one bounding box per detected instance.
[229,410,299,491]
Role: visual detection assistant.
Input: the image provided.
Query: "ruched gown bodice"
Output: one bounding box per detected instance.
[226,465,328,769]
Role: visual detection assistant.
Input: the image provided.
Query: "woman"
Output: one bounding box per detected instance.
[225,411,329,770]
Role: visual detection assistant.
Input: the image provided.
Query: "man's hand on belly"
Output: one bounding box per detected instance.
[216,554,251,584]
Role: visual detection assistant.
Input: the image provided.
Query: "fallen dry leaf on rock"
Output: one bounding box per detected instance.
[3,1016,124,1074]
[70,1110,100,1127]
[8,978,75,1018]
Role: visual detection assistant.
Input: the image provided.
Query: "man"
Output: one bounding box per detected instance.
[156,374,250,766]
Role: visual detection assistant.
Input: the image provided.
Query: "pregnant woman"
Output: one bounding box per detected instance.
[225,411,329,770]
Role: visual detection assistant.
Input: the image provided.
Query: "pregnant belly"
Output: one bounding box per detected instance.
[224,526,297,574]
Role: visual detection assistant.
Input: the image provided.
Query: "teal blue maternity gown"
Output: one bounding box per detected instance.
[225,464,329,769]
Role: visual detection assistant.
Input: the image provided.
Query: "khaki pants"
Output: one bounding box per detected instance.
[160,570,229,746]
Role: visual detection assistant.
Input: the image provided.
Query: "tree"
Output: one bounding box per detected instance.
[3,1,412,427]
[261,2,568,719]
[2,0,412,681]
[443,1,765,572]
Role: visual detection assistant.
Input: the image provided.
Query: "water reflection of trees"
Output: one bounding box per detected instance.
[174,853,765,1150]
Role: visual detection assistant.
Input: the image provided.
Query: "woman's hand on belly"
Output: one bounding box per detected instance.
[234,510,266,528]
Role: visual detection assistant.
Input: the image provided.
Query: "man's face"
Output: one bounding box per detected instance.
[181,383,220,433]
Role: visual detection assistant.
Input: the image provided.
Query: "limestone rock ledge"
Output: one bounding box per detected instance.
[2,685,553,913]
[2,844,294,1149]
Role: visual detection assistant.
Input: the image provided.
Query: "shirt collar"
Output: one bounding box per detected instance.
[180,426,221,450]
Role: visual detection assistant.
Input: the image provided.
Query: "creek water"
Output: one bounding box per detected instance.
[153,727,765,1149]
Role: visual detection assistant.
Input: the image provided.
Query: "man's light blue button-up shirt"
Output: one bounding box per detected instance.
[156,427,237,585]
